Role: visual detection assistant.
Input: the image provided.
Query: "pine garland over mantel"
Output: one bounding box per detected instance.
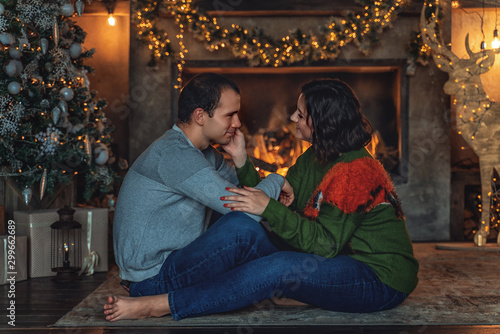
[133,0,407,87]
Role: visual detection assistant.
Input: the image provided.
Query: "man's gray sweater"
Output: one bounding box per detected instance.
[114,125,284,282]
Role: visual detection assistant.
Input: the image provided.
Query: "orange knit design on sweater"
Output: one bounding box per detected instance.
[303,157,402,219]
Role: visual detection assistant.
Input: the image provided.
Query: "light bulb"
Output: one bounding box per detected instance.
[107,13,116,26]
[492,29,500,49]
[480,40,487,50]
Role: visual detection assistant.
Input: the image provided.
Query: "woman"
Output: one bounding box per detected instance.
[222,78,418,313]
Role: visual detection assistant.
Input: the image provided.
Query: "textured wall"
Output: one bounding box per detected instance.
[74,13,130,162]
[128,7,452,241]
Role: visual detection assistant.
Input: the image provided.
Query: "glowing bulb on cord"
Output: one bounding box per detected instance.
[492,29,500,49]
[108,13,116,26]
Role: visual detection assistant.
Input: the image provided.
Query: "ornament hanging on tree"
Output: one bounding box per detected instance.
[0,3,4,15]
[52,106,61,124]
[93,143,109,165]
[58,100,68,116]
[0,32,15,45]
[60,87,74,101]
[53,18,59,46]
[8,81,21,94]
[4,60,20,77]
[40,38,49,55]
[84,135,92,162]
[22,187,32,205]
[69,43,82,58]
[61,3,74,17]
[75,0,85,17]
[40,169,47,200]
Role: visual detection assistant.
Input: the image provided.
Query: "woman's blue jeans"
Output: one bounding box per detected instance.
[128,212,408,320]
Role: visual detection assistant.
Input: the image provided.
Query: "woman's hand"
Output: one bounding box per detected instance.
[279,178,294,207]
[221,186,270,216]
[221,128,247,168]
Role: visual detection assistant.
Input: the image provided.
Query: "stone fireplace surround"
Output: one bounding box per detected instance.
[128,7,452,241]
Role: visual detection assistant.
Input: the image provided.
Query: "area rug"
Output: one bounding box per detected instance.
[52,242,500,327]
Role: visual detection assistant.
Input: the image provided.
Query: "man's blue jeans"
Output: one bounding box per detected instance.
[129,212,408,320]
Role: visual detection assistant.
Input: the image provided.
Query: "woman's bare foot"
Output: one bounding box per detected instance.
[103,294,171,321]
[271,297,308,306]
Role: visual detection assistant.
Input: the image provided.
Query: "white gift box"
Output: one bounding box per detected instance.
[14,207,108,278]
[1,235,28,285]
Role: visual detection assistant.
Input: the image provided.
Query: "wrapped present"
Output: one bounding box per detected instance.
[14,207,108,278]
[1,234,28,285]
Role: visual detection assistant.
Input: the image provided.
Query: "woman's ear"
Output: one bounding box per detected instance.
[193,108,206,126]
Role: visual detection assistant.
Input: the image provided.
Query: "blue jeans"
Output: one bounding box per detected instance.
[129,212,408,320]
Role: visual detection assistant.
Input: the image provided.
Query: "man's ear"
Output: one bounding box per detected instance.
[193,108,206,126]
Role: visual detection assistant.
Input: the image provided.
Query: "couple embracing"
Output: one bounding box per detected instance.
[104,73,418,321]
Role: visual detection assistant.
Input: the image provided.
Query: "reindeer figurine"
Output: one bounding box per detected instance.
[420,5,500,246]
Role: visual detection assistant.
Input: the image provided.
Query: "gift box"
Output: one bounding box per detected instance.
[1,235,28,285]
[14,207,108,278]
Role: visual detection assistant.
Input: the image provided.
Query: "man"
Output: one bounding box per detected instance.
[104,73,285,320]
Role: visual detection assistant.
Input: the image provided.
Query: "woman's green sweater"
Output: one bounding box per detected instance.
[237,147,419,295]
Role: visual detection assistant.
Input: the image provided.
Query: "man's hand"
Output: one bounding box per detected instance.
[221,186,270,216]
[279,178,294,206]
[221,128,247,168]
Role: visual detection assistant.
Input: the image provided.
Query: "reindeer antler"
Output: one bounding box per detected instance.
[464,34,500,75]
[420,4,459,71]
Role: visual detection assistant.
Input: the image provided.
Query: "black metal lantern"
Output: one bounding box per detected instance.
[51,206,82,282]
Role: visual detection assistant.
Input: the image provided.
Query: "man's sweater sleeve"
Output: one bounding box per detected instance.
[159,146,283,221]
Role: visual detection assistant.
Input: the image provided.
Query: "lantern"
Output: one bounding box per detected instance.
[51,206,82,282]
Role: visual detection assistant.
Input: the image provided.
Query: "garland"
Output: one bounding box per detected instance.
[133,0,406,87]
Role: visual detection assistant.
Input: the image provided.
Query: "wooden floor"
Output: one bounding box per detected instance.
[1,246,500,334]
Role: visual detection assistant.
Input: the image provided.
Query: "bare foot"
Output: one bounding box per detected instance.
[103,294,171,321]
[271,297,308,306]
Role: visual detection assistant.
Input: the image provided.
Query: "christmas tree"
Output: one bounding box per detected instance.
[0,0,119,206]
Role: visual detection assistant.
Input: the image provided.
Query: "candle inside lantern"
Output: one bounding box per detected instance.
[63,242,70,268]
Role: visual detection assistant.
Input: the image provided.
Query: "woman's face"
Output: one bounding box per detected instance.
[290,93,313,142]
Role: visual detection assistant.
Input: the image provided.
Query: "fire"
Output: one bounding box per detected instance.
[247,124,310,178]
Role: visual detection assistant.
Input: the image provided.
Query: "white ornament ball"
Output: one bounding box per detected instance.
[93,143,109,165]
[4,60,18,77]
[61,3,74,16]
[9,48,22,59]
[8,81,21,94]
[0,33,15,45]
[69,43,82,58]
[60,87,74,101]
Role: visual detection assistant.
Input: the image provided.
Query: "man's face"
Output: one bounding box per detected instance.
[203,89,242,145]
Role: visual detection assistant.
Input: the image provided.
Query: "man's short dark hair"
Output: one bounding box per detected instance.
[177,73,240,124]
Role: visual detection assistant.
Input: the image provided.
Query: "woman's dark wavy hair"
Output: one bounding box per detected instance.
[301,78,373,164]
[177,73,240,124]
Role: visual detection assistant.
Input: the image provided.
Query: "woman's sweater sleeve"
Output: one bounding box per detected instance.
[261,199,364,258]
[236,156,262,187]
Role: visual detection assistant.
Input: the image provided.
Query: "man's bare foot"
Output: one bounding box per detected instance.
[103,294,171,321]
[271,297,309,306]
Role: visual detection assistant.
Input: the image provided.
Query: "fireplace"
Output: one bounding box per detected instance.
[182,61,408,182]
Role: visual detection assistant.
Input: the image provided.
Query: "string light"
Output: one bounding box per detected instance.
[492,6,499,49]
[133,0,405,88]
